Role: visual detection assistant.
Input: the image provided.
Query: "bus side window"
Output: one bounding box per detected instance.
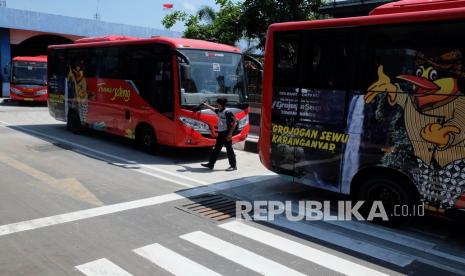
[274,32,300,87]
[296,33,350,126]
[303,38,350,90]
[123,45,174,119]
[99,47,124,79]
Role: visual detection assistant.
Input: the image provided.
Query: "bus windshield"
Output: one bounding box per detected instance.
[178,49,247,108]
[11,61,47,85]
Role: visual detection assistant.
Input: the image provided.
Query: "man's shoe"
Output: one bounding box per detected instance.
[201,163,213,170]
[225,166,237,171]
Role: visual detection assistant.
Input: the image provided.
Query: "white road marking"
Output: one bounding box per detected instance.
[0,175,260,237]
[181,231,306,276]
[76,258,132,276]
[0,120,207,187]
[134,243,221,276]
[0,193,183,237]
[220,221,388,276]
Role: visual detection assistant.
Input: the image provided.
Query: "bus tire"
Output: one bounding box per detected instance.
[137,125,158,154]
[355,174,418,226]
[67,110,82,134]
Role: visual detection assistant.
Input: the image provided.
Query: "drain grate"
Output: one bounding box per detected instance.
[178,194,237,222]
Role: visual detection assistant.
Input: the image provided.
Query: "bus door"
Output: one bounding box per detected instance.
[93,46,125,132]
[296,30,355,191]
[117,45,174,141]
[274,30,354,190]
[271,31,302,179]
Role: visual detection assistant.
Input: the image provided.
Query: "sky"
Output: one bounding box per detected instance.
[5,0,219,32]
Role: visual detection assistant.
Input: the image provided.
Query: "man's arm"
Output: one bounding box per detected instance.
[226,112,237,141]
[201,101,217,111]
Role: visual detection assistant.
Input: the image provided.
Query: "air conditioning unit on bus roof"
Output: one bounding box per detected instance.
[74,36,140,44]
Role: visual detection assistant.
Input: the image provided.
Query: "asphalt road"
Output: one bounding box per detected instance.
[0,101,464,276]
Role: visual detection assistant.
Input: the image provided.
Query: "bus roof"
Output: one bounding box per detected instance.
[12,55,47,62]
[268,0,465,33]
[370,0,465,15]
[49,36,241,53]
[74,36,140,44]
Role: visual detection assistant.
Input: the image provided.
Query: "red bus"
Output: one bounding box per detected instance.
[47,36,256,152]
[259,0,465,221]
[9,56,48,102]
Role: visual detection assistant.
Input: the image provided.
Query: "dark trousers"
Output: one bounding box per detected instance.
[208,132,236,167]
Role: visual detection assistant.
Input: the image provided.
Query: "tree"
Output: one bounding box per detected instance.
[162,0,326,49]
[240,0,325,49]
[162,0,243,46]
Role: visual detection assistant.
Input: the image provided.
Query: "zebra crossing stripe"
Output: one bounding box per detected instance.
[220,221,388,276]
[133,243,221,276]
[75,258,132,276]
[181,231,306,276]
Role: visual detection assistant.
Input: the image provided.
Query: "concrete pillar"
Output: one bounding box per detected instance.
[0,28,11,97]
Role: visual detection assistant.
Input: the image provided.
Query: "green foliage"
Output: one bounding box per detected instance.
[240,0,325,49]
[162,0,243,46]
[161,0,326,49]
[161,11,188,30]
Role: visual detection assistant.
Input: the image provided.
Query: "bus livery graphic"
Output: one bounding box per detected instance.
[67,63,88,123]
[366,49,465,208]
[259,0,465,221]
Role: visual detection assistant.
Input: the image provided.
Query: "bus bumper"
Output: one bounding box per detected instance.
[10,93,48,102]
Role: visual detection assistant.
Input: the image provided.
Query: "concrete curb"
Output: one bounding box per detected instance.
[233,135,258,153]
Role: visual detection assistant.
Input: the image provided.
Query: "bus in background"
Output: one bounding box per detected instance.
[259,0,465,223]
[48,36,258,152]
[9,56,48,102]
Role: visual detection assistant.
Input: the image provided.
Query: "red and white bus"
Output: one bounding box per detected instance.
[48,36,256,152]
[9,56,48,102]
[259,0,465,221]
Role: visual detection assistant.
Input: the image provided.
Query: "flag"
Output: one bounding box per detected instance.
[163,3,173,9]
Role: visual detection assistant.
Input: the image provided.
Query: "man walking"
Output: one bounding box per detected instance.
[201,98,237,171]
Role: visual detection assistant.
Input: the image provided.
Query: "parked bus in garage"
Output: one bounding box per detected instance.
[259,0,465,223]
[9,56,48,102]
[47,36,256,152]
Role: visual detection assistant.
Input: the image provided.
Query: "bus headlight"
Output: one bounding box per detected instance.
[179,116,211,134]
[10,87,22,95]
[238,115,249,130]
[36,89,47,96]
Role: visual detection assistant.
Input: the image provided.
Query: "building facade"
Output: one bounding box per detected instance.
[0,7,180,97]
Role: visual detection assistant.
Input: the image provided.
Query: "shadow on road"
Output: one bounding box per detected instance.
[0,99,47,107]
[5,123,229,166]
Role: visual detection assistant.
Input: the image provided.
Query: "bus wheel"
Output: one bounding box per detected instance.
[137,125,158,154]
[67,110,82,134]
[356,175,417,226]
